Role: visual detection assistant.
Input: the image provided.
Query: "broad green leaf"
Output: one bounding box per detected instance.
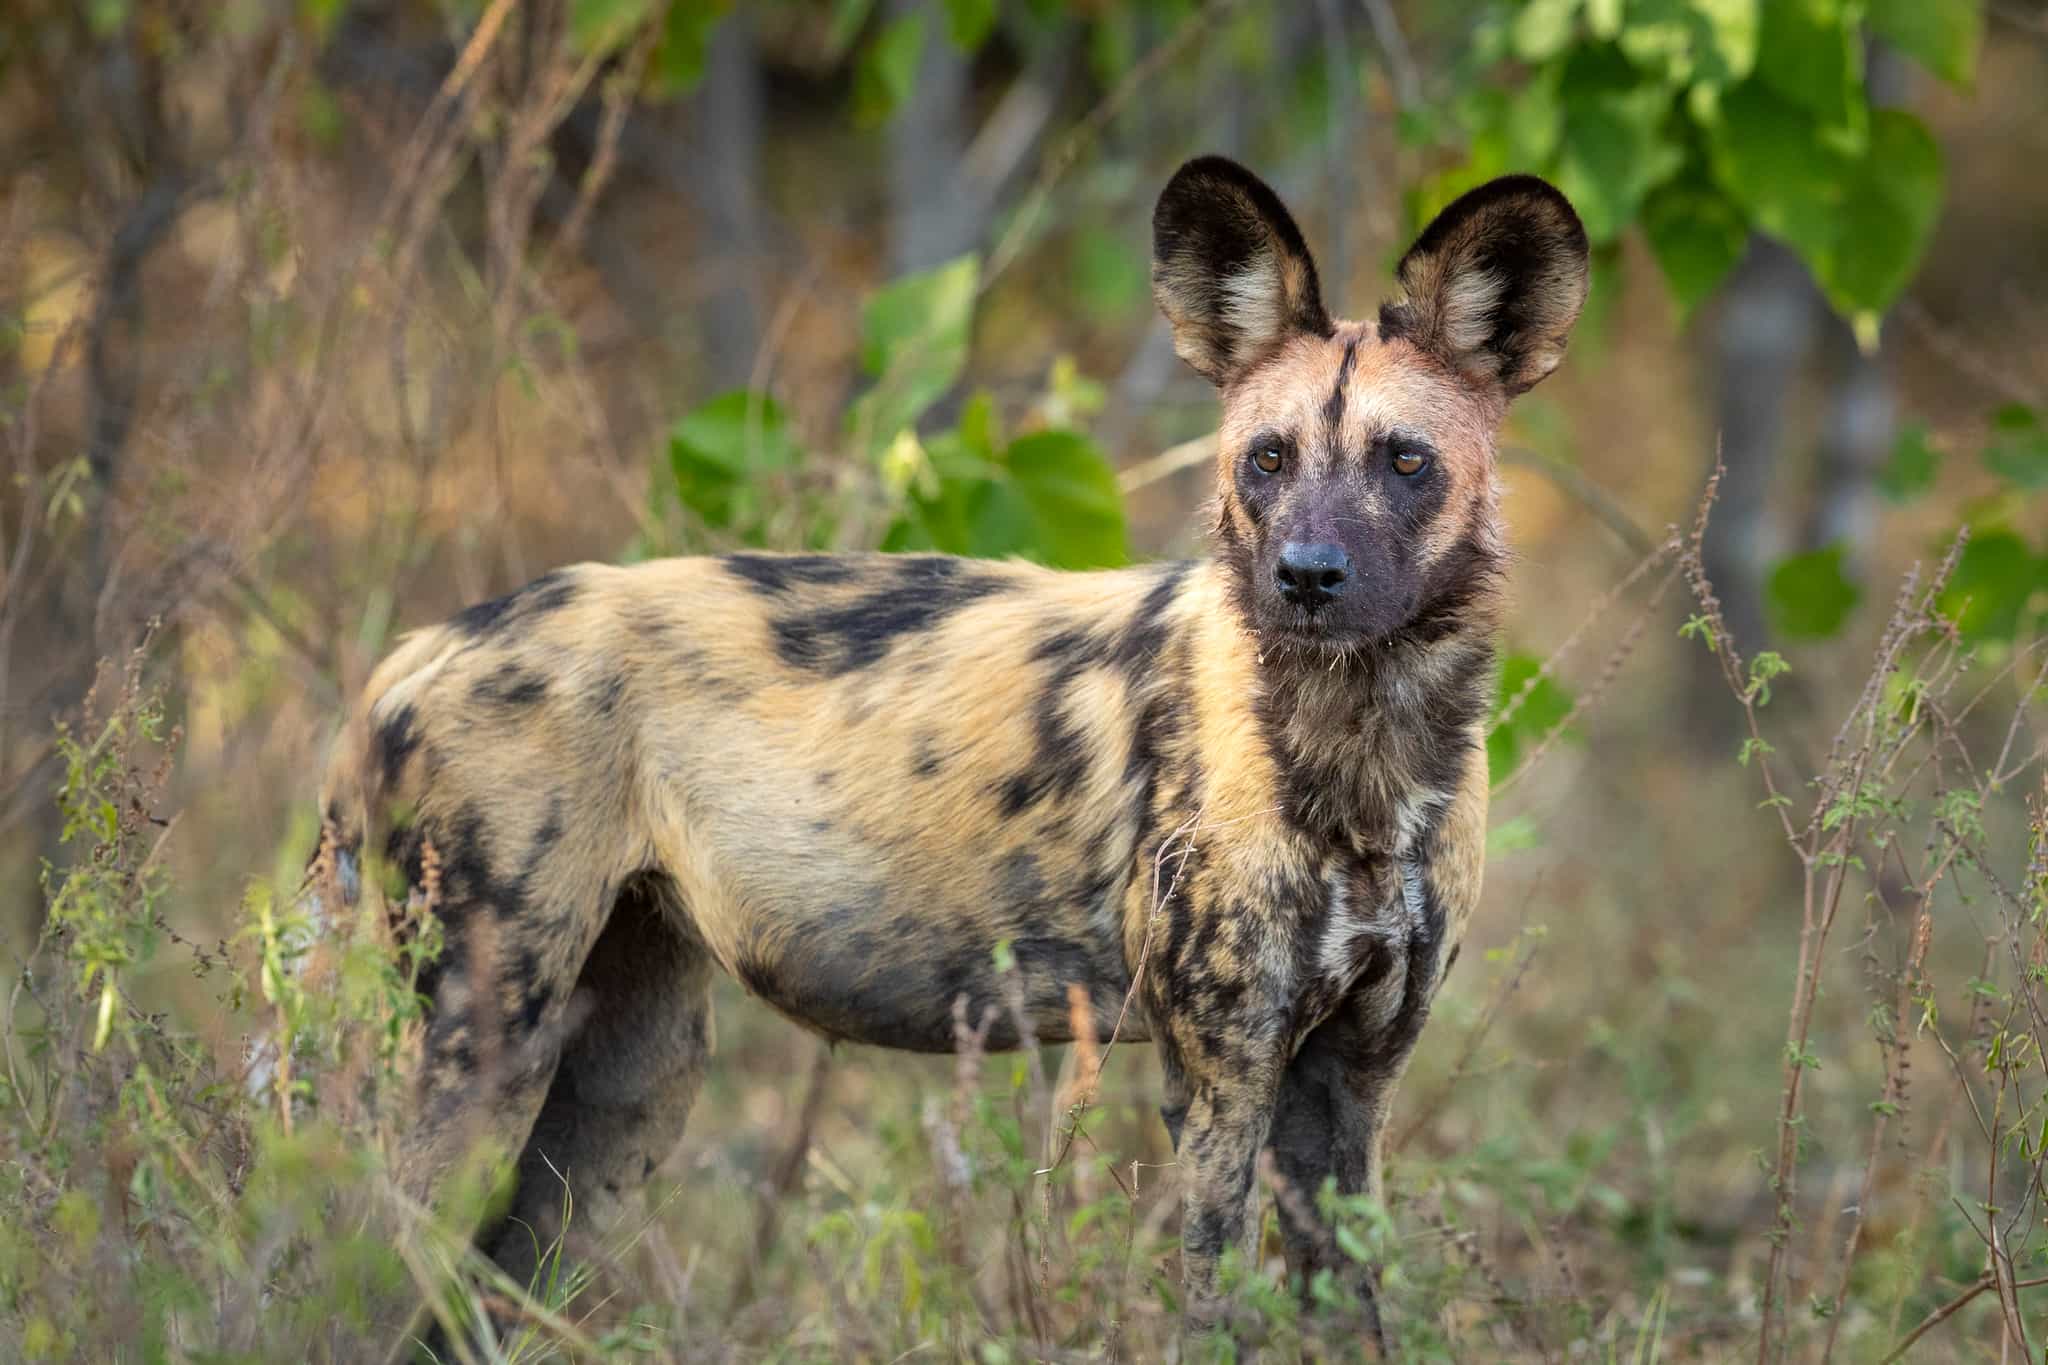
[1640,178,1748,318]
[851,253,980,451]
[853,12,925,128]
[1488,653,1575,786]
[881,435,996,556]
[1939,529,2047,642]
[1000,430,1128,569]
[1754,0,1864,142]
[884,427,1126,570]
[1689,0,1762,84]
[670,390,800,474]
[1767,544,1861,639]
[1814,109,1943,320]
[942,0,998,51]
[1877,422,1942,502]
[1613,0,1759,88]
[1708,80,1848,269]
[667,390,801,530]
[1552,58,1684,244]
[1983,404,2048,489]
[1867,0,1982,87]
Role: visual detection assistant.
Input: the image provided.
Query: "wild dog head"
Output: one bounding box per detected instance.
[1152,157,1589,653]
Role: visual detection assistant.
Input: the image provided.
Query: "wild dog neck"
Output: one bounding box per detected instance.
[1231,573,1499,858]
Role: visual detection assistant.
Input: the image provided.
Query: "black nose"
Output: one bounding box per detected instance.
[1275,541,1351,606]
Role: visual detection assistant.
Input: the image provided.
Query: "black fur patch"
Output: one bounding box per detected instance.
[1385,521,1504,650]
[451,570,578,639]
[771,556,1009,674]
[376,706,420,788]
[1322,336,1359,436]
[471,661,549,708]
[513,947,550,1036]
[724,553,859,595]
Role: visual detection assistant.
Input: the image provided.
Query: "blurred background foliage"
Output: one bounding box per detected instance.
[2,0,2047,1359]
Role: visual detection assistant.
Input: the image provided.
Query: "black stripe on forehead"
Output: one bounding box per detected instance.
[1321,334,1359,439]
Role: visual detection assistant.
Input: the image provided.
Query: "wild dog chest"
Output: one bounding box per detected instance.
[1285,849,1430,1047]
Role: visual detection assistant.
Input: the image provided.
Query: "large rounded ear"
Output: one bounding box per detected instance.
[1152,156,1332,387]
[1378,176,1589,397]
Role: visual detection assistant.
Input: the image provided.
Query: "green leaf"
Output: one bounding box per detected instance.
[1983,404,2048,489]
[1867,0,1982,87]
[1814,109,1943,319]
[667,390,801,530]
[1754,0,1864,141]
[854,12,926,128]
[1552,77,1685,244]
[887,427,1127,569]
[1708,79,1849,268]
[1640,177,1748,318]
[1939,529,2047,642]
[1488,653,1575,786]
[851,253,980,451]
[998,430,1128,569]
[1877,423,1942,502]
[942,0,998,51]
[1767,543,1861,639]
[1510,0,1583,62]
[1614,0,1760,88]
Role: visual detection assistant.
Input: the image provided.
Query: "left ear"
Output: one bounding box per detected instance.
[1378,175,1589,397]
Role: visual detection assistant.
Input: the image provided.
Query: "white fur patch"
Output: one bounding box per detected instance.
[1399,858,1429,933]
[1315,867,1359,980]
[1219,255,1285,346]
[1392,789,1447,859]
[1440,267,1505,355]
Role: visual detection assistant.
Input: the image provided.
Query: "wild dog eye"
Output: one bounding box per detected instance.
[1391,444,1431,476]
[1252,446,1284,474]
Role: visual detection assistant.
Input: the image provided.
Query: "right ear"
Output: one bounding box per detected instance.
[1151,156,1332,387]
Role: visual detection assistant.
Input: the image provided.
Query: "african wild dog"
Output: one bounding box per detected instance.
[299,157,1587,1352]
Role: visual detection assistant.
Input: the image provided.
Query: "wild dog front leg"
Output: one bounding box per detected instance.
[1172,1050,1286,1339]
[1268,860,1449,1354]
[1272,750,1489,1348]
